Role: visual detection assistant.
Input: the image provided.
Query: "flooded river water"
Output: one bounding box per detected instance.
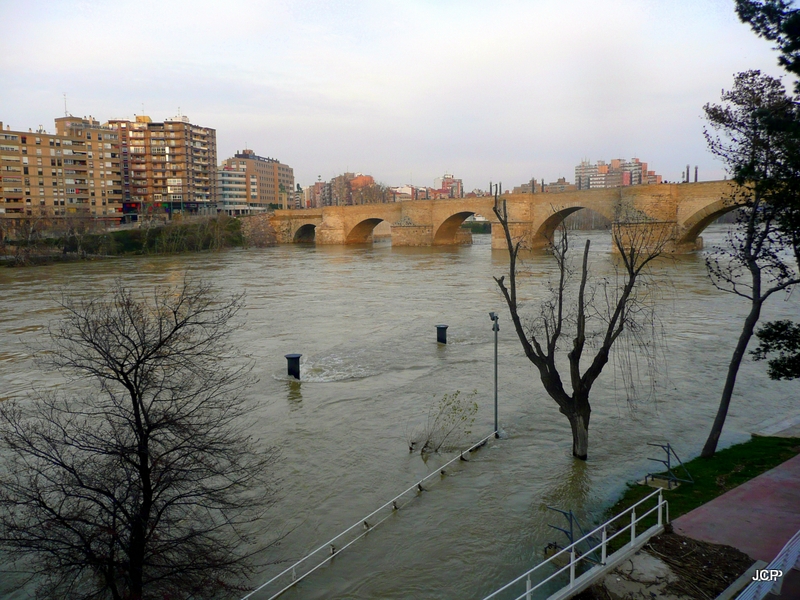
[0,225,798,599]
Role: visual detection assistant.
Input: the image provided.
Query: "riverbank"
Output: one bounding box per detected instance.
[606,434,800,523]
[579,428,800,599]
[0,215,250,266]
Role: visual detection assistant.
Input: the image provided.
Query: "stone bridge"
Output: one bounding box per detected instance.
[264,180,737,253]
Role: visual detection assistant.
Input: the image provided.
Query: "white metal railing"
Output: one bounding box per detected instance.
[736,528,800,600]
[241,431,497,600]
[482,488,668,600]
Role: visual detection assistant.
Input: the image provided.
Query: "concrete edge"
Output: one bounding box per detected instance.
[754,414,800,437]
[715,560,767,600]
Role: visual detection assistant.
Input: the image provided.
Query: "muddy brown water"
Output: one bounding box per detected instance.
[0,226,797,599]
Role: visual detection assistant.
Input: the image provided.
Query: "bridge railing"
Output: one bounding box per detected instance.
[240,430,497,600]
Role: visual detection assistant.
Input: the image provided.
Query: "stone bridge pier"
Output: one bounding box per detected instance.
[263,181,738,254]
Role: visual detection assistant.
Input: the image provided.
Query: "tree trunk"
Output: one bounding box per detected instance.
[701,297,763,457]
[567,409,590,460]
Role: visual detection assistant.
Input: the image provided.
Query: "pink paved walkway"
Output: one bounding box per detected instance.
[673,453,800,563]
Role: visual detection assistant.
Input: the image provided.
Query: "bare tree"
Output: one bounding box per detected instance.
[407,390,479,455]
[0,206,55,265]
[700,71,800,457]
[0,279,278,599]
[48,211,106,258]
[351,182,390,205]
[493,198,669,460]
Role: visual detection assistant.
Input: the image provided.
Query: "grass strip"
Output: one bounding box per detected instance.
[602,435,800,551]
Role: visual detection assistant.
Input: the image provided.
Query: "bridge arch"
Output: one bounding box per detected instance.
[531,204,617,248]
[345,218,384,244]
[293,223,316,243]
[532,207,584,246]
[433,211,481,245]
[677,198,740,247]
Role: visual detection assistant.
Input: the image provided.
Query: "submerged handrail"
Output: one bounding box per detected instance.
[241,430,497,600]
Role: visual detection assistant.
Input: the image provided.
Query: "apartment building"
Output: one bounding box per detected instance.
[220,149,294,210]
[216,166,249,215]
[108,115,217,220]
[543,177,577,193]
[0,117,123,224]
[434,173,464,198]
[575,158,662,190]
[304,180,328,208]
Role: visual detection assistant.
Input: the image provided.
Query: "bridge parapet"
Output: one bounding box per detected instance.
[263,181,742,253]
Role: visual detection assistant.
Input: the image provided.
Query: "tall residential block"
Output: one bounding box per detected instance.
[575,158,662,190]
[0,116,123,222]
[434,173,464,198]
[220,149,294,210]
[108,115,217,220]
[216,166,248,215]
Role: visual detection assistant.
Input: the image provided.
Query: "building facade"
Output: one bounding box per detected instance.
[0,117,123,224]
[575,158,662,190]
[108,115,217,221]
[434,173,463,198]
[543,177,577,193]
[220,149,294,210]
[216,166,249,215]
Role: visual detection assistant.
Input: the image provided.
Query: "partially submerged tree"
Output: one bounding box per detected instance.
[0,279,278,599]
[700,70,800,457]
[493,199,669,460]
[407,390,479,455]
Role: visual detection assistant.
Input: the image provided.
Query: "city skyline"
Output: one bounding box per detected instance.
[0,0,790,190]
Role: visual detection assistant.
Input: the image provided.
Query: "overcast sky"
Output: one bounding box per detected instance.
[0,0,791,190]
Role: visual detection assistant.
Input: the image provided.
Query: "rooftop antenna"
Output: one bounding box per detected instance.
[63,93,69,117]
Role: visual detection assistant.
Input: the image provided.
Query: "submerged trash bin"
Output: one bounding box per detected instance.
[285,353,302,380]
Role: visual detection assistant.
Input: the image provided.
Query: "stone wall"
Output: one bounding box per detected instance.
[238,214,278,247]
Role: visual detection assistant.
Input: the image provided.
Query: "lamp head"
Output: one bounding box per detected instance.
[489,312,497,320]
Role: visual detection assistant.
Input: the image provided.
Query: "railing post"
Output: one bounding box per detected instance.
[630,508,636,547]
[601,526,607,565]
[569,547,576,587]
[657,489,663,527]
[526,574,532,600]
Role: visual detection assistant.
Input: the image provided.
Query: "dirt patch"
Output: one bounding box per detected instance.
[574,530,753,600]
[647,531,752,598]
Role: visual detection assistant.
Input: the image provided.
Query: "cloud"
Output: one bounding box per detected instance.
[0,0,788,188]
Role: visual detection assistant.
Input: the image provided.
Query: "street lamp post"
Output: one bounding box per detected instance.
[489,311,499,437]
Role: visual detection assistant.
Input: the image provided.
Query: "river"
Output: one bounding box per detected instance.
[0,225,798,599]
